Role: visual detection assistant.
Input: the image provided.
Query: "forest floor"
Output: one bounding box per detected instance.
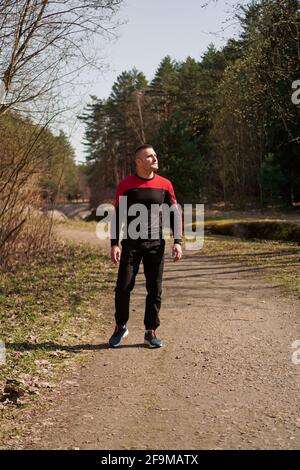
[0,222,300,450]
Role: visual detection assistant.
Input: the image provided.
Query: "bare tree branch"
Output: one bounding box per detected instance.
[0,0,123,116]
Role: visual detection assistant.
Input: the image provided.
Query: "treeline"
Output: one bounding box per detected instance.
[0,111,83,268]
[81,0,300,208]
[0,0,122,269]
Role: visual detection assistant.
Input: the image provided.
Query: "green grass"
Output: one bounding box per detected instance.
[204,219,300,242]
[0,240,115,443]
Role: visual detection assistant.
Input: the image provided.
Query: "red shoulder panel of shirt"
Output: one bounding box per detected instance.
[114,173,175,207]
[121,174,171,191]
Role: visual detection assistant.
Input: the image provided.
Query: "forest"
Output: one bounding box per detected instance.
[1,0,300,268]
[80,0,300,208]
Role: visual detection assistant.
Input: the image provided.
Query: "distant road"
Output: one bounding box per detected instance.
[54,202,115,221]
[54,202,90,218]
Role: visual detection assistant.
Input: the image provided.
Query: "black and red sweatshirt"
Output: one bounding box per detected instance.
[110,173,182,247]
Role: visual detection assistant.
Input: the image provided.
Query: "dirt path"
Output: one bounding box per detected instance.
[22,228,300,449]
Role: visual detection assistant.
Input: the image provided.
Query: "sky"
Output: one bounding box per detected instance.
[65,0,239,163]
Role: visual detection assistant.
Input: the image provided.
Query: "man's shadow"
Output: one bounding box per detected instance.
[6,341,147,352]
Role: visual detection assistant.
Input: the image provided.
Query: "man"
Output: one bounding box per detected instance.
[109,144,182,348]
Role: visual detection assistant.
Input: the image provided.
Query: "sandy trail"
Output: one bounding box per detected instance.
[21,227,300,449]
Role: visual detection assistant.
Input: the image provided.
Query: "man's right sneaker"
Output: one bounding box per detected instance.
[109,325,128,348]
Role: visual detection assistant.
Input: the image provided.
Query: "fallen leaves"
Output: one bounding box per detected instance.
[0,241,114,446]
[0,375,57,407]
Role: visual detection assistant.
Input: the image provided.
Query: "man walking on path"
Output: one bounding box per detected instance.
[109,144,182,348]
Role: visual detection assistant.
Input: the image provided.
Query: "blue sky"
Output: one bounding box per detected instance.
[66,0,239,162]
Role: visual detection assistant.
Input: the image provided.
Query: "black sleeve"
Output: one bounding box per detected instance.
[164,190,182,245]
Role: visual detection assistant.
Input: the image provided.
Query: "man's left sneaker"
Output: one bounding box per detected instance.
[144,330,162,348]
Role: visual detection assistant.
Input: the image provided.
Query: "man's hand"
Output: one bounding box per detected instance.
[111,245,121,265]
[172,243,182,262]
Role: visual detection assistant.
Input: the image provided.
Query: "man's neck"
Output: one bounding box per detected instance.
[136,169,155,180]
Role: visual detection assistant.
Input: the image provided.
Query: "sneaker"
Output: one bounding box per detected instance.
[109,325,128,348]
[144,330,162,348]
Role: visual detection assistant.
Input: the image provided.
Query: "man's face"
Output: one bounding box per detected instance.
[136,147,158,172]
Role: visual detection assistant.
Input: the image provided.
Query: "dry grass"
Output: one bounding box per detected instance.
[0,240,115,443]
[202,235,300,292]
[54,218,97,232]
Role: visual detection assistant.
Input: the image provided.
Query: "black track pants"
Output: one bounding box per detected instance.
[114,240,165,330]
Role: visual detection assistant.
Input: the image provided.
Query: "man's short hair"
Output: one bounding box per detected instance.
[134,144,153,157]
